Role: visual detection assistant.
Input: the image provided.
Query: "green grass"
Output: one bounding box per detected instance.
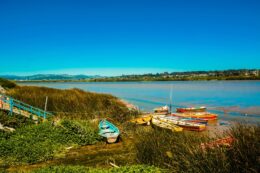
[0,120,101,164]
[135,123,260,173]
[30,165,164,173]
[7,86,137,122]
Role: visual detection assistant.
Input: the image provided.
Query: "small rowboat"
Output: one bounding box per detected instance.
[176,107,206,113]
[171,112,218,121]
[157,115,206,132]
[201,136,234,150]
[154,105,169,114]
[181,117,208,125]
[152,117,183,132]
[130,115,152,125]
[98,120,120,143]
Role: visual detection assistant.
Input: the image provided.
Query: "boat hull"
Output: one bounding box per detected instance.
[99,120,120,144]
[171,112,218,121]
[152,117,183,132]
[176,107,206,113]
[155,115,206,132]
[130,115,152,125]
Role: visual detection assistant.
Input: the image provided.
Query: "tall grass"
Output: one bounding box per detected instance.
[0,78,16,89]
[7,86,136,122]
[135,124,260,173]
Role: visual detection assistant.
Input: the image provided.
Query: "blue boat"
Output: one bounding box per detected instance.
[98,120,120,143]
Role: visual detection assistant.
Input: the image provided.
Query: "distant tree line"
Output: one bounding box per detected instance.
[88,69,260,82]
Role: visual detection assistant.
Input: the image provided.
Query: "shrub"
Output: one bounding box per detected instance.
[0,111,34,128]
[0,120,101,164]
[135,124,260,173]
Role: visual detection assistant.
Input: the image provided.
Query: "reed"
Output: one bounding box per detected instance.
[135,123,260,173]
[7,86,136,122]
[0,78,16,89]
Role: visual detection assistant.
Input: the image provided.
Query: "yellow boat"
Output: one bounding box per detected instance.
[130,115,152,125]
[151,116,183,132]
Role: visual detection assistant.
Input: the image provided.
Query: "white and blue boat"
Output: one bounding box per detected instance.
[98,120,120,143]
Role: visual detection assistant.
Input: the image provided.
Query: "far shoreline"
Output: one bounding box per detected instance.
[15,79,260,83]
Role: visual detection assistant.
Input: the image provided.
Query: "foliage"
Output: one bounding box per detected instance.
[135,124,260,173]
[0,120,101,164]
[0,78,16,89]
[7,86,136,122]
[0,111,34,129]
[31,165,164,173]
[87,69,260,82]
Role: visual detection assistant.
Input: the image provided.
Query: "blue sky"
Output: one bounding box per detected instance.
[0,0,259,76]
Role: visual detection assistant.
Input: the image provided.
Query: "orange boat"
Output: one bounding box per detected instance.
[171,112,218,121]
[176,106,206,113]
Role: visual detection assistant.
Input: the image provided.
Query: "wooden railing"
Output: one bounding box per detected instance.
[0,94,52,119]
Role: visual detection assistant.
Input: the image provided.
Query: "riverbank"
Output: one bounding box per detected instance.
[0,79,260,172]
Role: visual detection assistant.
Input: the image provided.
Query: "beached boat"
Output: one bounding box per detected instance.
[130,115,152,125]
[98,120,120,143]
[152,116,183,132]
[201,136,234,149]
[176,106,206,113]
[153,105,169,114]
[156,115,206,132]
[171,112,218,121]
[181,117,208,125]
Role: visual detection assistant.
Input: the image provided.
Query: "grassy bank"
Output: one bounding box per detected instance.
[6,86,137,122]
[0,120,101,165]
[31,165,164,173]
[135,123,260,173]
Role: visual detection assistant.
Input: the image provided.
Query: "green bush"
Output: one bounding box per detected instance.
[0,120,101,164]
[0,111,34,129]
[135,124,260,173]
[31,165,164,173]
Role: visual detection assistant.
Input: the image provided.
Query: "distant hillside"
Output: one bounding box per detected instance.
[0,74,102,81]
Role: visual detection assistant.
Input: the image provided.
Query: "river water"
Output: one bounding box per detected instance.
[19,81,260,123]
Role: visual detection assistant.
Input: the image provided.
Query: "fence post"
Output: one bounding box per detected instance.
[9,98,13,116]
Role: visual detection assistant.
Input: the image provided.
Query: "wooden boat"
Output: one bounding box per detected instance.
[176,106,206,113]
[153,105,169,114]
[130,115,152,125]
[98,120,120,143]
[201,136,234,150]
[181,117,208,125]
[171,112,218,121]
[157,115,206,132]
[152,116,183,132]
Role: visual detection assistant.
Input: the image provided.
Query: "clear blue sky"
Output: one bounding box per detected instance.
[0,0,259,76]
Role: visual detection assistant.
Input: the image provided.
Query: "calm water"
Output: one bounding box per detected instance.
[20,81,260,122]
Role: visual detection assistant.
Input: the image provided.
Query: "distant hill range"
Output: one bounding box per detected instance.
[0,74,102,81]
[1,69,260,81]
